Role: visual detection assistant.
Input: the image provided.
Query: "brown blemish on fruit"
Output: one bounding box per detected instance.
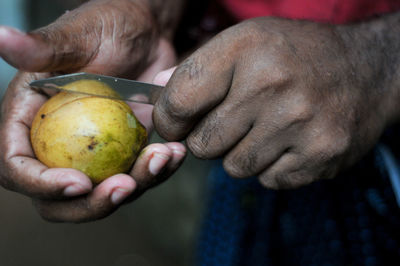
[41,141,47,152]
[41,114,46,119]
[87,140,99,150]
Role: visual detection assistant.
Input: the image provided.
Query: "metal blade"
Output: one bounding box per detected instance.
[29,72,163,105]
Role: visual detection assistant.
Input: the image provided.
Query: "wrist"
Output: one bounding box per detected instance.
[337,13,400,127]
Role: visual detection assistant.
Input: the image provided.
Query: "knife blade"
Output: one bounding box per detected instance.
[29,72,164,105]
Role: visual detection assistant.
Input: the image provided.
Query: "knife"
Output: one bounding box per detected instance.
[29,72,164,105]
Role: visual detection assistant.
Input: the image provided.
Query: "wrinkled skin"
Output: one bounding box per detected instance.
[1,0,399,223]
[0,0,186,222]
[154,17,399,189]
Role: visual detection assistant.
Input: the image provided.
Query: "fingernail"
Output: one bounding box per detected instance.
[149,153,169,175]
[130,94,149,102]
[63,184,87,197]
[111,188,130,205]
[0,26,23,37]
[171,147,186,156]
[0,27,9,39]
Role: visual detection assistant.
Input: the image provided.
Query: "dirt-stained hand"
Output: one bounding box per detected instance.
[0,0,185,222]
[153,17,398,189]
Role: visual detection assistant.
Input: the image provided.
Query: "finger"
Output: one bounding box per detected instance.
[129,143,186,192]
[137,38,176,83]
[257,118,350,189]
[222,124,290,179]
[33,143,186,222]
[128,66,177,131]
[0,27,37,69]
[256,153,314,189]
[220,91,305,178]
[0,72,93,198]
[163,142,187,174]
[183,60,292,160]
[153,66,177,86]
[0,20,95,72]
[185,95,253,159]
[126,39,177,131]
[4,155,93,198]
[127,101,154,132]
[153,40,235,141]
[1,72,49,123]
[33,174,136,223]
[128,66,177,132]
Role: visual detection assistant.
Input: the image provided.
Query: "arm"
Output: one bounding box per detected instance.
[153,12,400,188]
[339,13,400,126]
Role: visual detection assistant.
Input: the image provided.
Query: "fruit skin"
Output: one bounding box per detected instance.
[31,80,147,184]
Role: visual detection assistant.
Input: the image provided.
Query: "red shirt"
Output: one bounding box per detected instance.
[220,0,400,23]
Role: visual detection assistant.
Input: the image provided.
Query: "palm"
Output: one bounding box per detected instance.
[0,0,185,223]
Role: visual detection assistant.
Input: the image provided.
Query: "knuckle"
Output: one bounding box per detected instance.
[186,132,221,159]
[187,128,227,159]
[80,199,116,223]
[163,93,195,121]
[268,32,292,50]
[0,175,15,191]
[186,135,209,159]
[223,161,246,178]
[310,129,351,162]
[237,19,258,31]
[331,131,351,155]
[238,18,292,54]
[236,19,266,42]
[223,153,256,178]
[0,162,16,193]
[175,56,204,82]
[33,202,59,223]
[186,114,224,159]
[157,82,196,125]
[286,95,314,124]
[269,66,293,87]
[259,170,314,189]
[155,58,206,126]
[39,213,59,223]
[154,101,192,141]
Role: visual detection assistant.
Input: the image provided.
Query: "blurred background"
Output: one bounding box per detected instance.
[0,1,213,265]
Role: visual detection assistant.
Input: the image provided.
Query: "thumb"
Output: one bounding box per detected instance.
[0,25,93,72]
[136,38,176,83]
[153,66,177,86]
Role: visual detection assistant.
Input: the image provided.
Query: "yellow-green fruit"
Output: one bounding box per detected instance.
[31,79,147,184]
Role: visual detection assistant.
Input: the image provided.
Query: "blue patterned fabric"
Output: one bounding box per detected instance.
[196,130,400,265]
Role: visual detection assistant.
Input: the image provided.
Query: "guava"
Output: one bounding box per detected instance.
[31,79,147,184]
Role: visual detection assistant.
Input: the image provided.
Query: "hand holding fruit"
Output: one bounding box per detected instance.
[0,0,186,222]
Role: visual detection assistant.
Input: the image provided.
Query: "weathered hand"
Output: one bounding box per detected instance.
[0,0,173,77]
[153,17,398,189]
[0,0,185,222]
